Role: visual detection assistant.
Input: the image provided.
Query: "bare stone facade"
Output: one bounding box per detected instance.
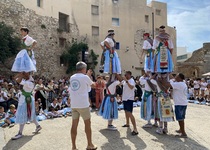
[177,43,210,78]
[0,0,80,79]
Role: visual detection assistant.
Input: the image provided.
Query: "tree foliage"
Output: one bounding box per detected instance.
[60,42,98,74]
[0,22,21,63]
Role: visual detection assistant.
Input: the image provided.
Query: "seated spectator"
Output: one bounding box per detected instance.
[48,98,62,118]
[63,97,72,117]
[188,86,195,100]
[35,100,47,121]
[205,84,210,105]
[3,104,16,127]
[0,106,6,127]
[0,86,8,112]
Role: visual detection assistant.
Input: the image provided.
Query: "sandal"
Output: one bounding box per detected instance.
[131,131,139,136]
[86,145,97,150]
[122,124,130,127]
[175,130,181,133]
[175,134,188,138]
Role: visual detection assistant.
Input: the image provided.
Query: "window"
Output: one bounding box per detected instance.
[156,9,161,15]
[59,38,66,47]
[92,26,99,36]
[91,5,99,15]
[145,15,149,23]
[112,0,119,3]
[59,12,69,32]
[116,42,120,50]
[37,0,42,7]
[177,54,188,60]
[112,18,120,26]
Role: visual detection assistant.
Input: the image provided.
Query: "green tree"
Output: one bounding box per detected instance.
[60,42,99,74]
[0,22,21,63]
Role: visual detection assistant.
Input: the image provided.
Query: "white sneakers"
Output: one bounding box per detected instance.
[11,134,23,140]
[107,125,117,131]
[143,123,153,128]
[156,128,168,134]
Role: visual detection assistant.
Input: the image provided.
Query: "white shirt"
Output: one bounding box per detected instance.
[23,35,36,47]
[170,80,188,106]
[200,82,207,90]
[150,79,161,92]
[106,81,120,94]
[0,91,8,102]
[69,73,93,108]
[152,38,174,50]
[104,37,114,48]
[142,40,152,49]
[193,81,200,89]
[139,76,152,91]
[122,78,135,101]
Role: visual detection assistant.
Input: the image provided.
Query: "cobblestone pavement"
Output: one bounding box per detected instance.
[1,103,210,150]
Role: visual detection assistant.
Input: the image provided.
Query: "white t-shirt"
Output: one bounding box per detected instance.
[142,40,152,49]
[106,80,120,94]
[193,81,200,89]
[170,80,188,106]
[122,78,135,101]
[69,73,93,108]
[104,37,114,48]
[139,76,152,91]
[152,38,174,50]
[0,91,8,102]
[200,82,207,90]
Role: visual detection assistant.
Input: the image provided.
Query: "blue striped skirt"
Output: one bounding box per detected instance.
[104,50,121,74]
[99,96,118,120]
[140,92,154,121]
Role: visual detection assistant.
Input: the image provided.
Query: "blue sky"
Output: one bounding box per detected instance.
[147,0,210,52]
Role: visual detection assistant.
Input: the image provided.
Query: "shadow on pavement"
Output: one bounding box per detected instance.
[142,127,209,150]
[100,129,131,150]
[99,128,147,150]
[125,128,147,149]
[3,134,35,150]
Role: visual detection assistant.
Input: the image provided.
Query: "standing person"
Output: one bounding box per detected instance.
[193,78,200,100]
[34,79,48,111]
[20,27,37,66]
[95,75,105,111]
[122,71,138,135]
[150,73,174,134]
[100,29,121,74]
[139,73,156,128]
[0,86,8,112]
[11,72,42,140]
[200,78,207,101]
[162,73,188,138]
[152,25,174,73]
[69,61,97,150]
[99,74,122,130]
[141,33,154,73]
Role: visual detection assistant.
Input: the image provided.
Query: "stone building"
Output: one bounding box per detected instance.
[0,0,176,78]
[0,0,79,78]
[16,0,177,77]
[177,43,210,78]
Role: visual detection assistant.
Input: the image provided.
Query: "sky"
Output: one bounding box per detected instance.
[147,0,210,52]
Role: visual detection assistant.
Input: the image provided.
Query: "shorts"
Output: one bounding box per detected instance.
[194,88,200,91]
[175,105,187,121]
[123,100,134,113]
[72,107,90,120]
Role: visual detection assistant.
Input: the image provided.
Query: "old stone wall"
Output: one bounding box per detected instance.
[177,43,210,78]
[0,0,79,79]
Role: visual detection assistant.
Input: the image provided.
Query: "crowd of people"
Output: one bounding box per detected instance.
[0,25,209,150]
[186,78,210,104]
